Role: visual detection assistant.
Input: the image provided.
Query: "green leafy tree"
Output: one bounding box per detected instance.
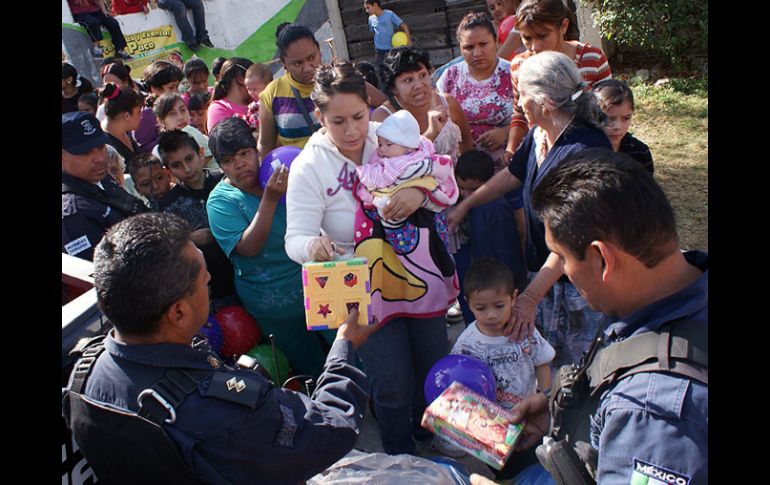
[587,0,707,69]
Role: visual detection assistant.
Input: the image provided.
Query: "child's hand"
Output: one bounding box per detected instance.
[263,165,287,201]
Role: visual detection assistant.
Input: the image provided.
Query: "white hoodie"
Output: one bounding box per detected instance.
[285,122,380,264]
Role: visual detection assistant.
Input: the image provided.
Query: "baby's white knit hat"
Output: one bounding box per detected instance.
[376,110,421,149]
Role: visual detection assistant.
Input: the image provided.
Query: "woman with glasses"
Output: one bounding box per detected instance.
[207,57,254,133]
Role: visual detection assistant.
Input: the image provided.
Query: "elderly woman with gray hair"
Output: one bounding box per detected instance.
[448,50,611,369]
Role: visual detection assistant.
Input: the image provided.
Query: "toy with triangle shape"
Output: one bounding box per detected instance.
[302,257,372,330]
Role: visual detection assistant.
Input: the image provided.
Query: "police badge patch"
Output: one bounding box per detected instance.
[274,404,297,448]
[630,458,691,485]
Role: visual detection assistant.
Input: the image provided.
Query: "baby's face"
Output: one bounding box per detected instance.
[377,136,410,158]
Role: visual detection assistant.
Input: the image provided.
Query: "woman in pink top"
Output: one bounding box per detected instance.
[207,57,253,133]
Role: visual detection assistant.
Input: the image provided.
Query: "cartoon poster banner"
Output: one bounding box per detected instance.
[99,25,184,74]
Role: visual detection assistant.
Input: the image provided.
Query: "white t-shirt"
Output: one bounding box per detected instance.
[451,322,555,409]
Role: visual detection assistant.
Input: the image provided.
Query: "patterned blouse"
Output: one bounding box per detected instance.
[436,58,513,156]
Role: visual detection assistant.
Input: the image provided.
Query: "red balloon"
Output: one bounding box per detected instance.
[214,306,262,358]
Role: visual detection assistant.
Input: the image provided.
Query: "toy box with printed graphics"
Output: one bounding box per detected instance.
[421,381,523,469]
[302,257,372,330]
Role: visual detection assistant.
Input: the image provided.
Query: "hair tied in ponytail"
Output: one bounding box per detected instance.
[571,82,589,102]
[106,84,121,100]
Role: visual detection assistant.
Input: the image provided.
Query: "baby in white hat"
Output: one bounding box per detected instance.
[356,110,455,228]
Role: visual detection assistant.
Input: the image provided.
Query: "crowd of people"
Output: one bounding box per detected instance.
[62,1,707,483]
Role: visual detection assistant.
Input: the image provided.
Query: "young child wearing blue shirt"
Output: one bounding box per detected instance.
[450,149,527,324]
[364,0,411,70]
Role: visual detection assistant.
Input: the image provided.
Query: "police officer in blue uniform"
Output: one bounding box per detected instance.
[471,149,707,485]
[63,213,378,484]
[62,111,146,260]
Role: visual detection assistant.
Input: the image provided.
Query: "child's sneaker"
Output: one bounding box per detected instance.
[116,50,133,60]
[92,45,104,58]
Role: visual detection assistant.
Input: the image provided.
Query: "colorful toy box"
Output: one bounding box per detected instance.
[302,257,372,330]
[421,381,524,469]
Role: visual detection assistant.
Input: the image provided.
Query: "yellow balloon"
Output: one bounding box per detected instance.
[391,32,408,47]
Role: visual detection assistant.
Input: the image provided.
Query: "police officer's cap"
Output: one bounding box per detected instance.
[62,111,110,155]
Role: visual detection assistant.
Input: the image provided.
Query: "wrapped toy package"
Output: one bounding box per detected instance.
[302,257,372,330]
[421,381,523,469]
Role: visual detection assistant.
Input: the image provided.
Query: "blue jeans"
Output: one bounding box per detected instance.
[73,11,128,51]
[356,315,449,455]
[158,0,209,46]
[534,274,609,368]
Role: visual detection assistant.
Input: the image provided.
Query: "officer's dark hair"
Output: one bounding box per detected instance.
[311,60,368,112]
[126,152,164,178]
[183,57,209,80]
[157,129,201,166]
[456,11,496,44]
[455,149,495,183]
[94,213,200,337]
[463,258,516,298]
[381,47,432,97]
[213,57,253,101]
[98,83,145,119]
[211,56,227,79]
[276,24,320,60]
[532,148,679,267]
[62,62,77,82]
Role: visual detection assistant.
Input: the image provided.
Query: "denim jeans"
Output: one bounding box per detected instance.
[73,11,128,51]
[356,315,449,454]
[158,0,209,46]
[533,274,609,368]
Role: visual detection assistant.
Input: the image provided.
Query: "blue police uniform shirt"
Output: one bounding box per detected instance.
[591,250,708,485]
[368,10,404,51]
[62,172,138,260]
[79,331,369,484]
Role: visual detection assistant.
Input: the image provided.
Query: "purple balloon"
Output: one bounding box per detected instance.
[259,146,301,203]
[424,354,497,405]
[199,315,224,354]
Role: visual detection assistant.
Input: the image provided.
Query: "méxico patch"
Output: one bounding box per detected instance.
[64,235,91,256]
[631,458,691,485]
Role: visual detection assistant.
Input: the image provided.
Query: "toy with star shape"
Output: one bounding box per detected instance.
[302,257,372,330]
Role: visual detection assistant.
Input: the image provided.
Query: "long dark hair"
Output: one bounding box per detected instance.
[213,57,253,101]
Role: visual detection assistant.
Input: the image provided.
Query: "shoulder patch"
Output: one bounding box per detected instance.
[64,235,92,256]
[631,458,691,485]
[201,372,262,408]
[273,403,297,448]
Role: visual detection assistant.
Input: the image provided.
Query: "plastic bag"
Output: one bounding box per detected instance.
[307,449,469,484]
